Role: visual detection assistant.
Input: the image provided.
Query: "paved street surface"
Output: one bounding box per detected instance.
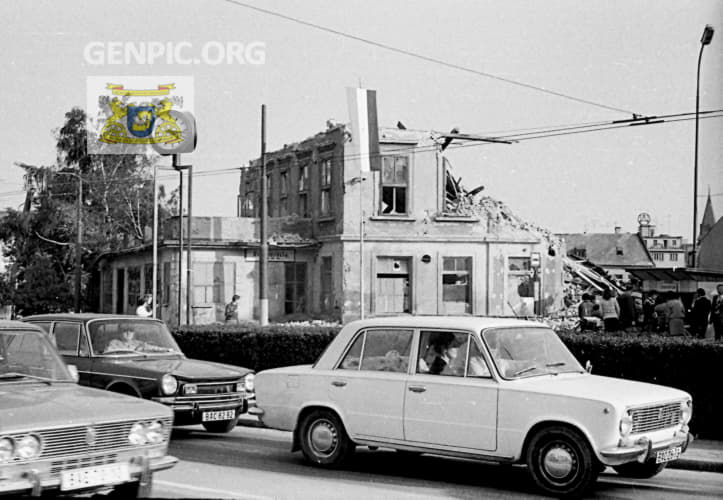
[154,425,723,499]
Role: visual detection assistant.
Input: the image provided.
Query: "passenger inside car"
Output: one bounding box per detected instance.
[427,332,463,376]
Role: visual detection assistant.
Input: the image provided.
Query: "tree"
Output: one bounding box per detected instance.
[0,107,171,315]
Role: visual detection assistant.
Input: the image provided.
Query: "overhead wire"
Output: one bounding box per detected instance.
[221,0,638,116]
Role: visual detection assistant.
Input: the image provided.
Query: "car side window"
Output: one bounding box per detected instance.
[417,330,470,377]
[338,329,413,373]
[33,322,52,334]
[52,322,81,356]
[466,339,491,378]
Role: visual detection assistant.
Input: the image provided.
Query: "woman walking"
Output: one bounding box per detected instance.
[600,288,621,332]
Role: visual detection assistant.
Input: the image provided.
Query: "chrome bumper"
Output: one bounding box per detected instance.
[0,454,177,497]
[152,392,252,412]
[600,430,692,466]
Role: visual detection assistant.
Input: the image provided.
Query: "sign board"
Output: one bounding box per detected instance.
[244,248,296,262]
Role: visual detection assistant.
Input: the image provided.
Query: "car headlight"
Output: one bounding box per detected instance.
[681,400,693,424]
[183,383,198,395]
[145,420,165,444]
[0,437,15,462]
[161,374,178,395]
[16,435,41,460]
[619,410,633,437]
[243,373,255,393]
[129,422,147,446]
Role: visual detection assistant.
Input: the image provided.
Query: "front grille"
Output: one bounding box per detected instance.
[631,403,681,434]
[49,453,119,478]
[197,383,236,395]
[173,393,244,405]
[6,417,173,463]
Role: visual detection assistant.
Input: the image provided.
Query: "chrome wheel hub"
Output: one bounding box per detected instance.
[543,445,575,479]
[309,420,336,455]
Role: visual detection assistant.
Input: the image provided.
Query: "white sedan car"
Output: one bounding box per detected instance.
[252,316,693,497]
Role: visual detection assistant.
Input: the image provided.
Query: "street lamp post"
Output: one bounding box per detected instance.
[692,24,714,268]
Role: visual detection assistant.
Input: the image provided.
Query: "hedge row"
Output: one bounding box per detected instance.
[172,323,722,439]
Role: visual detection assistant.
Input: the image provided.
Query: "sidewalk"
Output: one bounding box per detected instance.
[237,414,723,473]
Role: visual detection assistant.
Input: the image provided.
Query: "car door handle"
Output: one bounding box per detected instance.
[408,385,426,393]
[331,380,347,387]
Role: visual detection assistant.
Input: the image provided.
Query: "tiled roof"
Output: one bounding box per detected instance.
[558,232,654,267]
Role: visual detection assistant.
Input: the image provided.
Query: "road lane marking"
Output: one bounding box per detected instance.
[154,479,274,499]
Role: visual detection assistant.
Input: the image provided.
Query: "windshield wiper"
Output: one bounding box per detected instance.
[0,372,55,385]
[546,362,566,367]
[512,366,540,377]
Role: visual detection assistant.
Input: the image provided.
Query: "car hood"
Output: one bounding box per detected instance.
[513,373,691,407]
[105,356,250,380]
[0,382,171,432]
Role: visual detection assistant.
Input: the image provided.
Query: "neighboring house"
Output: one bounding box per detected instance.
[238,123,566,323]
[558,228,654,283]
[638,220,686,267]
[92,216,317,326]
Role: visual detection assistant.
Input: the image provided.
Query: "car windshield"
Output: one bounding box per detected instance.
[88,319,182,356]
[482,327,583,379]
[0,329,74,382]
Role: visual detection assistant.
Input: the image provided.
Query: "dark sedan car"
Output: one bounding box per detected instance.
[23,314,254,433]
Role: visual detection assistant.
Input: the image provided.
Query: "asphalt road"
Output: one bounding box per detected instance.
[153,425,723,499]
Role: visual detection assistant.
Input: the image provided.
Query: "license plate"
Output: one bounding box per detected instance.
[60,463,130,491]
[655,446,682,464]
[202,409,236,422]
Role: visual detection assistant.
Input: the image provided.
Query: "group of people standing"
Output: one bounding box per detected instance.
[577,283,723,339]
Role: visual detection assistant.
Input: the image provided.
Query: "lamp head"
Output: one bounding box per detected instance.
[701,25,714,46]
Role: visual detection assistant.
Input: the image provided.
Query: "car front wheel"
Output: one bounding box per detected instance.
[525,425,598,498]
[202,418,238,433]
[613,460,667,478]
[299,409,354,467]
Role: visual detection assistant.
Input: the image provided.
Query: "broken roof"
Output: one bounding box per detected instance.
[559,232,654,267]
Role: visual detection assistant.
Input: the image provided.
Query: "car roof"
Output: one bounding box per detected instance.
[22,313,162,322]
[0,319,45,332]
[314,315,550,370]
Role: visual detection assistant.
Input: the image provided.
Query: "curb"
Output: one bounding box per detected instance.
[236,415,723,473]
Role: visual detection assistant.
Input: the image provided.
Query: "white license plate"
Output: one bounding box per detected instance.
[202,409,236,422]
[655,446,682,464]
[60,463,130,491]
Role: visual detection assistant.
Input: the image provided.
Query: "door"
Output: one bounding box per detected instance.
[328,328,413,441]
[51,321,92,386]
[404,330,498,451]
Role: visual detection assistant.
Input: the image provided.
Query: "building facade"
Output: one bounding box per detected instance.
[239,124,566,323]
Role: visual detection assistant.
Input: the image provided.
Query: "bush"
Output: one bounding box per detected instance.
[173,322,341,372]
[172,323,722,439]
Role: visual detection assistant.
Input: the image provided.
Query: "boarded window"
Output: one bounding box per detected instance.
[284,262,307,314]
[375,257,410,313]
[193,262,224,304]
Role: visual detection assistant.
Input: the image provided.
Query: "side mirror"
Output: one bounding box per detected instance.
[67,364,80,383]
[585,360,593,374]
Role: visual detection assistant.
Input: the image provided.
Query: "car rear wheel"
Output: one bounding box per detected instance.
[202,418,238,433]
[299,409,354,467]
[613,460,667,478]
[525,425,598,498]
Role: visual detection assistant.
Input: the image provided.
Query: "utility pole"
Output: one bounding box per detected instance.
[260,104,269,325]
[74,175,82,313]
[186,164,193,325]
[152,163,158,318]
[174,154,183,326]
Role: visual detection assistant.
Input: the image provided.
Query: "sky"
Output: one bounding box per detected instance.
[1,0,721,241]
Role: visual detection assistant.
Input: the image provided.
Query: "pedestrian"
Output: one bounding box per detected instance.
[642,291,658,333]
[690,288,712,339]
[225,294,240,324]
[711,284,723,341]
[665,292,686,336]
[600,288,620,332]
[631,283,644,326]
[653,294,668,333]
[617,285,636,330]
[136,295,152,317]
